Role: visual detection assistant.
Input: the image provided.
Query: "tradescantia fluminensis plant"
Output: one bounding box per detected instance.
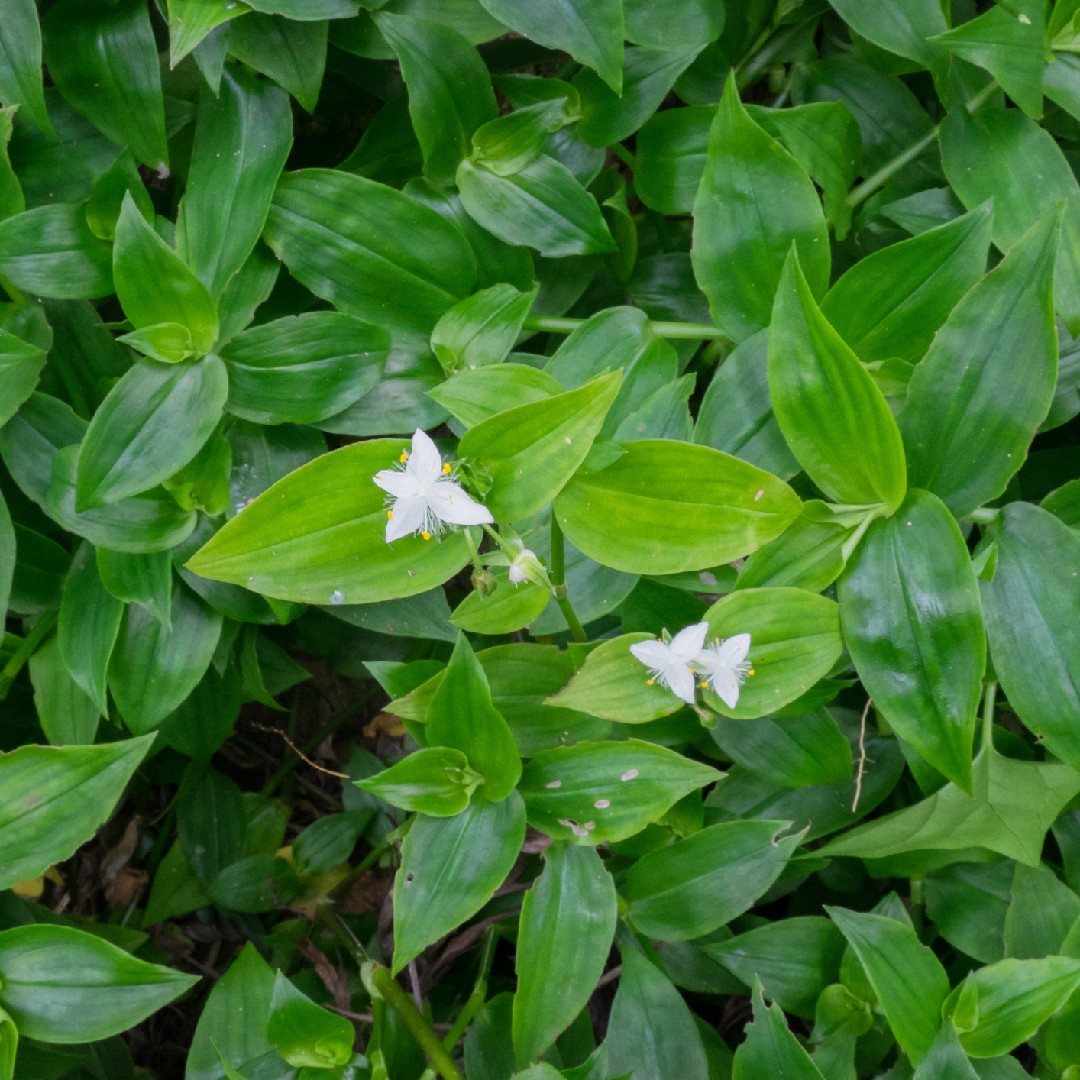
[1,0,1080,1076]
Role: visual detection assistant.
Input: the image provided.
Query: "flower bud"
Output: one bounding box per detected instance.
[471,568,497,597]
[508,547,550,590]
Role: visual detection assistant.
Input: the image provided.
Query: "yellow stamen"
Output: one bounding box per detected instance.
[748,668,756,676]
[386,510,394,520]
[699,681,708,689]
[421,530,432,541]
[646,678,655,686]
[442,463,451,474]
[399,452,408,463]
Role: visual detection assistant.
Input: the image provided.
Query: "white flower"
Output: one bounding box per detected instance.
[373,429,493,543]
[629,621,709,705]
[696,633,753,709]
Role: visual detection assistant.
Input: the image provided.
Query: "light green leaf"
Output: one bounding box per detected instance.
[431,283,536,374]
[0,325,45,429]
[0,204,112,299]
[732,986,826,1080]
[356,747,473,817]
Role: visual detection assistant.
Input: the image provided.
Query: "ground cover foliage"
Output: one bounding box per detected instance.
[2,0,1080,1077]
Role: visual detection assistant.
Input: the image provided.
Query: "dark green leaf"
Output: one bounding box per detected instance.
[0,0,51,134]
[0,204,112,299]
[732,986,825,1080]
[824,0,947,74]
[0,325,45,428]
[29,637,100,745]
[431,283,536,374]
[227,14,326,114]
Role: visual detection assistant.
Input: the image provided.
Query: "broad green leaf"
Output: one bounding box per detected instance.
[0,204,112,299]
[626,820,803,941]
[457,156,616,258]
[376,11,496,185]
[607,942,708,1080]
[980,502,1080,768]
[518,739,721,845]
[705,918,845,1019]
[29,637,100,745]
[264,169,476,346]
[58,542,123,715]
[427,634,521,802]
[0,326,45,428]
[246,0,356,18]
[0,0,51,133]
[554,439,800,575]
[227,14,326,114]
[113,195,219,355]
[575,44,703,148]
[821,205,992,364]
[470,99,574,177]
[357,747,473,817]
[923,863,1010,965]
[0,735,153,892]
[431,284,536,374]
[913,1022,980,1080]
[769,251,906,512]
[76,355,228,510]
[824,0,947,75]
[552,587,841,722]
[818,750,1080,868]
[838,490,984,791]
[828,907,950,1066]
[267,974,353,1069]
[636,105,712,215]
[109,584,223,734]
[623,0,723,47]
[167,0,247,66]
[0,924,197,1043]
[0,107,23,220]
[900,212,1058,516]
[177,65,293,299]
[1004,862,1080,960]
[42,0,167,169]
[392,790,525,971]
[934,2,1044,119]
[692,73,829,343]
[513,844,617,1067]
[186,439,472,604]
[458,371,620,521]
[732,986,826,1080]
[474,0,623,92]
[185,945,279,1080]
[451,574,551,635]
[946,957,1080,1058]
[177,769,246,883]
[221,313,389,425]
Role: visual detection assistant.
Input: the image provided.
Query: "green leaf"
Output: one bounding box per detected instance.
[827,906,950,1066]
[913,1022,980,1080]
[818,750,1080,869]
[554,439,800,575]
[0,924,197,1043]
[518,739,721,845]
[513,844,617,1067]
[176,65,294,300]
[376,11,496,185]
[0,204,112,299]
[167,0,248,66]
[427,634,521,802]
[732,986,826,1080]
[221,313,389,425]
[227,14,326,114]
[769,250,906,512]
[934,2,1045,119]
[980,503,1080,769]
[186,439,472,604]
[113,195,219,355]
[900,212,1058,516]
[392,791,525,972]
[575,44,703,148]
[623,0,723,47]
[823,0,947,75]
[0,0,51,134]
[431,283,536,374]
[457,155,616,258]
[42,0,167,169]
[357,747,473,817]
[0,326,45,429]
[470,100,573,177]
[474,0,623,92]
[451,574,551,635]
[247,0,356,18]
[820,205,992,365]
[109,584,223,734]
[635,105,712,216]
[264,169,477,346]
[553,587,841,722]
[946,957,1080,1058]
[0,493,11,628]
[0,107,23,220]
[267,973,354,1069]
[692,73,829,343]
[626,820,803,941]
[1004,862,1080,959]
[75,356,228,510]
[178,769,246,883]
[838,490,985,791]
[606,942,708,1080]
[458,371,620,521]
[0,735,153,892]
[29,637,100,745]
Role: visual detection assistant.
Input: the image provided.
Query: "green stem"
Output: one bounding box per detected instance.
[522,315,728,341]
[846,80,998,210]
[441,926,498,1052]
[0,612,57,701]
[609,142,636,170]
[981,681,998,755]
[549,515,588,643]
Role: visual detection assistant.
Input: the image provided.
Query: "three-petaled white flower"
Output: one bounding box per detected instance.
[374,429,493,543]
[696,633,753,709]
[629,621,709,705]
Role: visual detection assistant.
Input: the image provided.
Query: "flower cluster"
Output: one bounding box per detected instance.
[630,622,753,709]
